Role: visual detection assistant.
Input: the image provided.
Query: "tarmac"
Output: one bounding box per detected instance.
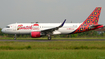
[0,39,105,42]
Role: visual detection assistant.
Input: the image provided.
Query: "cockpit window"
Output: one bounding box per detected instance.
[6,26,10,28]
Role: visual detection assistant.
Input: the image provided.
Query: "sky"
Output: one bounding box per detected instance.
[0,0,105,28]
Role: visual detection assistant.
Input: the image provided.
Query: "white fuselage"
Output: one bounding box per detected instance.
[2,23,81,35]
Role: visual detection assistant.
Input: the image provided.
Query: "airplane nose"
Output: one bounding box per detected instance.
[1,28,6,33]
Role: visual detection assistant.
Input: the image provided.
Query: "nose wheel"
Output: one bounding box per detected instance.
[14,34,17,40]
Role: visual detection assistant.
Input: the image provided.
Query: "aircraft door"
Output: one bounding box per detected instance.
[13,24,17,31]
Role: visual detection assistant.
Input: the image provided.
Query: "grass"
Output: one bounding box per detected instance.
[0,41,105,50]
[0,50,105,59]
[0,41,105,59]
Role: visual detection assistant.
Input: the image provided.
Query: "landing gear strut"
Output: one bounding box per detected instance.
[14,34,17,40]
[48,34,51,40]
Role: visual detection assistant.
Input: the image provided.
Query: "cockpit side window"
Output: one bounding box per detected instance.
[6,26,10,28]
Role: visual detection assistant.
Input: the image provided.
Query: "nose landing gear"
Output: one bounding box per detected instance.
[14,34,17,40]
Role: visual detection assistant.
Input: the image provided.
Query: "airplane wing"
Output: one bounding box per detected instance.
[41,19,66,34]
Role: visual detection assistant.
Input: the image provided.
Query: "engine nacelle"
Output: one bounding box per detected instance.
[31,31,42,38]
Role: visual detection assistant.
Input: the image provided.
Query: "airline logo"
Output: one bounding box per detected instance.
[32,24,39,30]
[17,24,39,30]
[17,24,23,30]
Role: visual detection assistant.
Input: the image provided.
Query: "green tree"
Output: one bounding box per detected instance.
[0,28,4,36]
[70,34,78,38]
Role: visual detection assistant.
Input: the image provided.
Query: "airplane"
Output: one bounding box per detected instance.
[1,7,104,40]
